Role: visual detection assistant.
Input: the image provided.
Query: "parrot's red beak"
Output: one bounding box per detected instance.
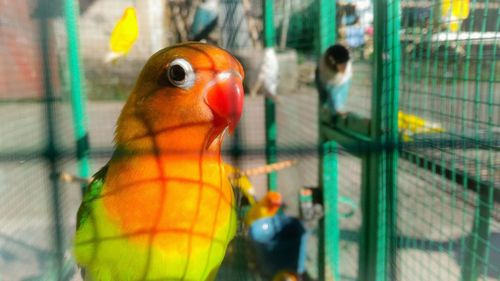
[205,72,244,134]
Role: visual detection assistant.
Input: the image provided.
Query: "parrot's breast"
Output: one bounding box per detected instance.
[74,156,237,281]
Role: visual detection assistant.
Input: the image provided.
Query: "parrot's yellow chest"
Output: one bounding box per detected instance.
[74,154,237,280]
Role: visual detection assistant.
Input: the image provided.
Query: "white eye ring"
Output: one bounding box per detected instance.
[167,58,195,89]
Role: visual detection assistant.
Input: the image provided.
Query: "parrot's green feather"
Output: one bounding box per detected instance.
[205,267,219,281]
[76,165,109,229]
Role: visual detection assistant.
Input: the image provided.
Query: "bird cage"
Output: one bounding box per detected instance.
[0,0,498,280]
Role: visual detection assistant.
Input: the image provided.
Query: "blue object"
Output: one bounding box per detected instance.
[248,214,309,277]
[189,3,218,41]
[325,78,351,114]
[345,26,365,48]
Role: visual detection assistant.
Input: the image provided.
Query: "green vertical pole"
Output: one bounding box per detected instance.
[317,0,336,57]
[387,1,400,279]
[317,1,336,280]
[64,0,91,184]
[320,141,340,281]
[36,0,65,278]
[263,0,275,48]
[359,1,400,281]
[263,0,277,191]
[265,99,277,191]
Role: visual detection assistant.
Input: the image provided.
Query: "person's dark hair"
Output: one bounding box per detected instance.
[326,44,350,65]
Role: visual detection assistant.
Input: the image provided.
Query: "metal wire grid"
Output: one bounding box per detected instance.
[0,1,498,281]
[0,1,82,280]
[398,0,499,280]
[336,151,363,281]
[273,0,318,52]
[347,62,373,118]
[340,1,374,118]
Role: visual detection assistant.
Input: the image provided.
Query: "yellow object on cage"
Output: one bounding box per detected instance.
[398,111,445,142]
[225,163,257,206]
[104,6,139,63]
[442,0,470,19]
[441,0,470,32]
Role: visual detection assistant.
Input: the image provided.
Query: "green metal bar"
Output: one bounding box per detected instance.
[316,1,336,278]
[359,0,385,273]
[320,124,373,157]
[359,153,381,281]
[316,0,335,57]
[265,99,277,191]
[359,0,400,281]
[262,0,275,48]
[458,2,478,277]
[385,2,399,278]
[36,0,65,278]
[262,0,277,191]
[387,1,400,280]
[320,141,340,281]
[64,0,91,183]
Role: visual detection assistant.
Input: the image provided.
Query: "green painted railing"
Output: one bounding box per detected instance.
[263,0,278,191]
[64,0,91,185]
[318,0,400,280]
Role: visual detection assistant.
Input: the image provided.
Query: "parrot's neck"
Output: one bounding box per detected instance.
[110,97,228,189]
[268,205,280,215]
[108,112,226,192]
[113,111,223,160]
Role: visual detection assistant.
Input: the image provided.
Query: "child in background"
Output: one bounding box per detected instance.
[315,44,352,119]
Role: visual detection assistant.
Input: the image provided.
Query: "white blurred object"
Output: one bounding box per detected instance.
[250,47,280,103]
[145,0,167,53]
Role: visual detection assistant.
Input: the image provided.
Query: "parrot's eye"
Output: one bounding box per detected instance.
[169,65,185,81]
[166,58,195,89]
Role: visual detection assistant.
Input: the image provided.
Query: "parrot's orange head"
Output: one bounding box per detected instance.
[265,191,283,208]
[118,42,244,148]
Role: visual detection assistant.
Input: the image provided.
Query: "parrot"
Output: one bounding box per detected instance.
[244,191,283,226]
[104,6,139,63]
[398,111,445,142]
[189,0,219,42]
[272,270,299,281]
[250,47,280,103]
[73,42,245,281]
[441,0,469,32]
[315,44,352,118]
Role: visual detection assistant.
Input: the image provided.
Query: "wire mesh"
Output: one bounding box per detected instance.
[1,0,498,280]
[398,1,499,281]
[338,0,374,118]
[336,150,362,281]
[0,0,81,280]
[274,0,317,52]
